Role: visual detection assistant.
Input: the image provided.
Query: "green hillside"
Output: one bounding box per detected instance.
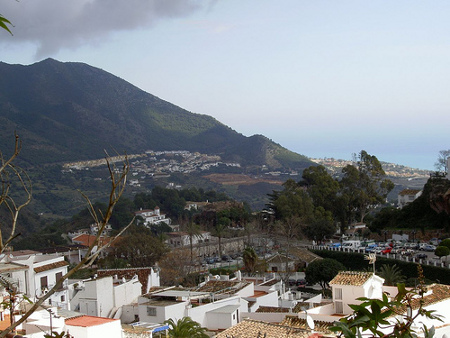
[0,58,311,170]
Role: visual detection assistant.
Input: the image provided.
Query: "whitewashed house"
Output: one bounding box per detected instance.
[1,253,70,309]
[70,275,142,320]
[65,315,122,338]
[398,189,422,208]
[135,207,171,227]
[137,279,253,330]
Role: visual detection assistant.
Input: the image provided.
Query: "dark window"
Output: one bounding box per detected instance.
[147,307,157,316]
[40,276,48,289]
[56,272,63,282]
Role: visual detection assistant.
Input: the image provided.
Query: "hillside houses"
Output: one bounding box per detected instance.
[135,207,171,227]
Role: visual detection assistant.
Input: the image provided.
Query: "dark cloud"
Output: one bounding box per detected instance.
[1,0,212,58]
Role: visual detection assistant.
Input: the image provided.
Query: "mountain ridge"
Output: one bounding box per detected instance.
[0,58,312,170]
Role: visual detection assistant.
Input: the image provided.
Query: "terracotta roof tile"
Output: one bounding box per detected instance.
[97,267,154,294]
[216,319,312,338]
[392,284,450,315]
[34,260,68,273]
[194,280,250,295]
[399,189,421,196]
[281,315,334,333]
[65,315,118,327]
[329,271,373,286]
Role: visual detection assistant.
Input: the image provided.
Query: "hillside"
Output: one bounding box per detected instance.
[0,58,312,170]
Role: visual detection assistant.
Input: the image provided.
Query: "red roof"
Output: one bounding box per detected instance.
[65,315,118,327]
[72,234,119,248]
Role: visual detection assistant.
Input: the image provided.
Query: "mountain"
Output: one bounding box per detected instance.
[0,58,312,170]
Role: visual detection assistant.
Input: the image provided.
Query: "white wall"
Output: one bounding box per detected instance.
[65,320,122,338]
[114,277,141,308]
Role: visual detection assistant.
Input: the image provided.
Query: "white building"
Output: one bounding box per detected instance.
[398,189,422,208]
[135,207,171,227]
[1,252,70,309]
[137,279,253,330]
[166,231,211,247]
[65,315,122,338]
[70,275,142,320]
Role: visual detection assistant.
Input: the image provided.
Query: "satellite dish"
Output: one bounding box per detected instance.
[306,315,315,330]
[91,245,98,254]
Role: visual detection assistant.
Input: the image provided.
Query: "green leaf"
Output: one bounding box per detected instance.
[0,15,13,35]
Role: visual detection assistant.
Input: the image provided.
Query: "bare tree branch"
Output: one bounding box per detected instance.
[0,150,130,338]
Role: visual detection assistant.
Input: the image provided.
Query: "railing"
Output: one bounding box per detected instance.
[310,245,449,269]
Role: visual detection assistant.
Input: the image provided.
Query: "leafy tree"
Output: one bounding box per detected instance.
[269,179,315,221]
[113,225,168,267]
[378,264,405,286]
[439,238,450,249]
[301,165,339,212]
[164,317,208,338]
[435,246,450,260]
[340,150,394,224]
[305,258,345,292]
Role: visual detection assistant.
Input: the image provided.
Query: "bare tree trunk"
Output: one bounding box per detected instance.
[0,144,131,338]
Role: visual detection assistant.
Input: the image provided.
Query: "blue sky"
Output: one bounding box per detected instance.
[1,0,449,170]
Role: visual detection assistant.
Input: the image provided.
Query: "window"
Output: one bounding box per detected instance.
[56,272,63,282]
[147,307,157,316]
[335,301,343,314]
[61,295,65,302]
[335,288,342,300]
[40,276,48,289]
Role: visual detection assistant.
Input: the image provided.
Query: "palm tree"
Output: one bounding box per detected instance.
[243,246,258,275]
[164,317,208,338]
[184,221,201,263]
[212,223,227,257]
[378,264,405,286]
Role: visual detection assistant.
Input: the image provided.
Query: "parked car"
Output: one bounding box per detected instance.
[423,245,436,252]
[381,247,392,254]
[296,279,307,288]
[222,255,232,262]
[415,253,427,260]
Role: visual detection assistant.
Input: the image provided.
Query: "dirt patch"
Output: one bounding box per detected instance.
[204,173,284,186]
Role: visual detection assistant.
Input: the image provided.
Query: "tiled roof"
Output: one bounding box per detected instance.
[98,267,154,294]
[71,234,119,248]
[392,284,450,315]
[194,280,250,295]
[281,315,334,333]
[65,315,118,327]
[34,260,69,273]
[216,319,312,338]
[288,247,323,264]
[256,306,290,313]
[399,189,421,196]
[329,271,373,286]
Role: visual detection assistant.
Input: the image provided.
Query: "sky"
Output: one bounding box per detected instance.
[1,0,449,170]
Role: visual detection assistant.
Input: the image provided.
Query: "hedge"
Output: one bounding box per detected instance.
[310,250,450,284]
